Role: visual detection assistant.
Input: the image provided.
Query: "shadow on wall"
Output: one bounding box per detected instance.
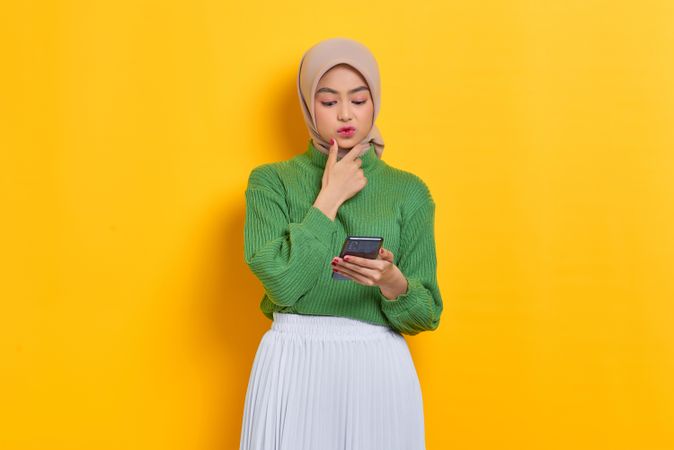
[190,199,268,450]
[192,72,312,449]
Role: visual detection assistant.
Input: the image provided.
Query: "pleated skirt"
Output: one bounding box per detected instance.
[239,311,426,450]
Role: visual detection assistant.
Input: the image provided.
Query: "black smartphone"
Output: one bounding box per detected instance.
[332,236,384,280]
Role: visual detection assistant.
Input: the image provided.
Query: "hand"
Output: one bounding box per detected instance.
[331,247,409,300]
[320,138,370,205]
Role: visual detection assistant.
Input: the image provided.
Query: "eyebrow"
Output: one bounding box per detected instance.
[316,85,370,95]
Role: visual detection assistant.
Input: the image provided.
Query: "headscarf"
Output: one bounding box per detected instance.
[296,37,385,159]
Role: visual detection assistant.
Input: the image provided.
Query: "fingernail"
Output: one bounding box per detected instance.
[379,248,384,254]
[330,138,334,145]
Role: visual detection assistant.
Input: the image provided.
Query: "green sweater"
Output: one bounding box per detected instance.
[243,139,443,335]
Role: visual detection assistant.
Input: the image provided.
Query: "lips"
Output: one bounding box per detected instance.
[337,128,356,137]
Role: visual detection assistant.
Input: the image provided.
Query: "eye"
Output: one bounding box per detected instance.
[320,100,368,107]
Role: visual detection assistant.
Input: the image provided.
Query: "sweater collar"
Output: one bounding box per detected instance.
[304,139,381,172]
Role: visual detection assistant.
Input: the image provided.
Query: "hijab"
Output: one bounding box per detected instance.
[296,37,385,160]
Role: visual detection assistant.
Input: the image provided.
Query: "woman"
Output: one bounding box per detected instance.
[239,37,443,450]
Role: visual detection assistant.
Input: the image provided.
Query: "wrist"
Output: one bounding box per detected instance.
[379,270,409,301]
[313,190,342,220]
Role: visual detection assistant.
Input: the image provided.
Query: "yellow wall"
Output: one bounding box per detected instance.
[2,1,673,449]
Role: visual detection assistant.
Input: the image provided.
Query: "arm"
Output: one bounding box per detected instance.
[378,182,443,335]
[244,165,338,307]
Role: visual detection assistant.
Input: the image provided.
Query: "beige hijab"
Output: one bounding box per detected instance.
[297,37,385,159]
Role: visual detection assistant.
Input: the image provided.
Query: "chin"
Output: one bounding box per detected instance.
[337,135,363,149]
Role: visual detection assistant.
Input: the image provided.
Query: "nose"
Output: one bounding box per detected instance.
[338,102,352,121]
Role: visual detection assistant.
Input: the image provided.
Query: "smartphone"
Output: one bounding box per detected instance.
[332,236,384,280]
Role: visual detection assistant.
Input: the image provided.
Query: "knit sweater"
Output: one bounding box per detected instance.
[243,139,443,335]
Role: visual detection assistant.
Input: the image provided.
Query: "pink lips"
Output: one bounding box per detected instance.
[337,127,355,137]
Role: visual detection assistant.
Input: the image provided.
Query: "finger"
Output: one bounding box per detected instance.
[333,265,373,285]
[326,138,338,167]
[332,268,352,280]
[341,142,371,162]
[341,254,381,269]
[335,258,381,281]
[379,247,394,263]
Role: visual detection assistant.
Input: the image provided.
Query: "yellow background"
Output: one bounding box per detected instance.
[2,1,673,449]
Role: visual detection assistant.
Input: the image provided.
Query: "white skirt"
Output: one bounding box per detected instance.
[239,311,426,450]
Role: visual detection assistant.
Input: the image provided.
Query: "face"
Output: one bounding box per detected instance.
[314,63,374,150]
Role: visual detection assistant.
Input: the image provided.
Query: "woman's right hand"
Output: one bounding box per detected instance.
[320,139,370,205]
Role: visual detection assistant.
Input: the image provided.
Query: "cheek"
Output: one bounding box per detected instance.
[360,105,374,126]
[313,106,330,129]
[361,103,374,119]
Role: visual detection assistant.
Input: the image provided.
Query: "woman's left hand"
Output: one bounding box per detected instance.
[331,247,408,300]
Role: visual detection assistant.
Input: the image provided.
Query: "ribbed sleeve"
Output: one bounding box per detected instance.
[244,165,338,307]
[378,181,444,335]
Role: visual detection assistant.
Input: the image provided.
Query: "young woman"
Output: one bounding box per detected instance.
[239,37,443,450]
